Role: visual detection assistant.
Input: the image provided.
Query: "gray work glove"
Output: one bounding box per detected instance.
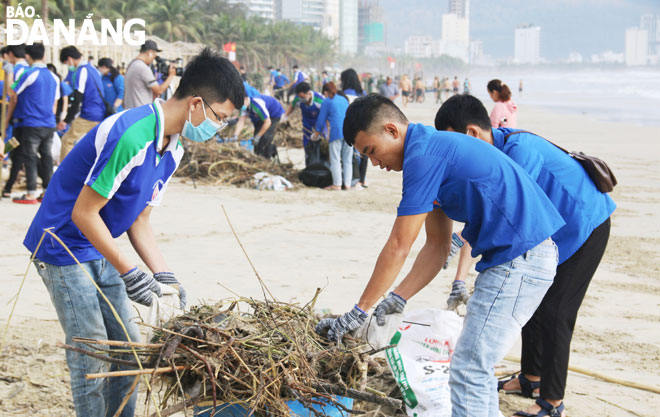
[153,272,187,310]
[443,233,465,269]
[315,305,368,342]
[373,292,407,326]
[446,280,470,310]
[120,267,162,306]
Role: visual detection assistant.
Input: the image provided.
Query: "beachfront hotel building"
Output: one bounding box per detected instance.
[625,27,649,66]
[514,24,541,64]
[228,0,276,20]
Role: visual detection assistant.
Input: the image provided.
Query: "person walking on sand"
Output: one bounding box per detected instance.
[487,79,518,128]
[378,76,399,101]
[341,68,368,189]
[22,48,245,417]
[400,74,412,107]
[435,94,616,417]
[452,76,460,95]
[316,94,565,417]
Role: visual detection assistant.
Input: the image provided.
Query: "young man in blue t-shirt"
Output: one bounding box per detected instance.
[284,82,325,166]
[246,93,284,159]
[3,43,60,204]
[23,48,245,417]
[435,95,616,417]
[315,95,565,417]
[57,45,107,162]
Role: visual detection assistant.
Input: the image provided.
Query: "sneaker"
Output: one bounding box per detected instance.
[12,194,39,204]
[1,190,10,198]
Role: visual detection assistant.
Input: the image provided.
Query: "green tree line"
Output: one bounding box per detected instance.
[5,0,336,71]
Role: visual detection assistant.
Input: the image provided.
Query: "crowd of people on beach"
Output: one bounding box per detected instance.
[0,41,615,417]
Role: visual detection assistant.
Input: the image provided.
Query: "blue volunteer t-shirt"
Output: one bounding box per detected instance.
[243,81,260,98]
[398,124,565,272]
[24,100,184,266]
[72,61,106,122]
[102,73,125,112]
[11,63,60,128]
[315,94,349,142]
[493,128,616,264]
[291,91,324,144]
[274,74,289,88]
[248,94,284,124]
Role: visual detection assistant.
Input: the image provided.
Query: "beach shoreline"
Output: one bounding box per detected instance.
[1,100,659,416]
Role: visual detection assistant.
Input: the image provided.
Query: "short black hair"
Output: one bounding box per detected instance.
[25,43,45,61]
[173,47,245,110]
[294,82,311,94]
[8,44,25,58]
[343,94,408,146]
[293,65,299,69]
[98,57,113,68]
[0,46,9,56]
[434,94,491,133]
[59,45,82,63]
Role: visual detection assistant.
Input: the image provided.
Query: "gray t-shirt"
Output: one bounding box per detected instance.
[123,59,158,109]
[379,83,398,98]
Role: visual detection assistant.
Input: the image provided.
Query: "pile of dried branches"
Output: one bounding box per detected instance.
[65,297,403,417]
[175,142,300,186]
[274,112,304,149]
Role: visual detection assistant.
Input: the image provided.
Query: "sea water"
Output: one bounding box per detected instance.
[468,69,660,127]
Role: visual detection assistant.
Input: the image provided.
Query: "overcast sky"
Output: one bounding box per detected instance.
[380,0,660,59]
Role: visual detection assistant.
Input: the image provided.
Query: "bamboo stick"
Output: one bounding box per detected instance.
[86,366,186,379]
[72,337,163,349]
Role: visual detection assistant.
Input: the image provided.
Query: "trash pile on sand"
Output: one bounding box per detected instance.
[175,142,300,187]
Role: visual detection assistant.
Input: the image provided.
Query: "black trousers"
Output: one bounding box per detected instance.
[359,155,368,184]
[253,118,280,159]
[4,126,55,193]
[521,217,611,399]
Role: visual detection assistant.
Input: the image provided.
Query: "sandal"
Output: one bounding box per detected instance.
[12,194,39,205]
[498,374,540,398]
[514,398,565,417]
[1,190,10,198]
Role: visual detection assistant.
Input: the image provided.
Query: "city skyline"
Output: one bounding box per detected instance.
[381,0,659,60]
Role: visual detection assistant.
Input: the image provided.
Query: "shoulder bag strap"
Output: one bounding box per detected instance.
[503,130,571,155]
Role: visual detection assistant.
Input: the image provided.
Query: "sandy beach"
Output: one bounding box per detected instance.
[1,98,659,416]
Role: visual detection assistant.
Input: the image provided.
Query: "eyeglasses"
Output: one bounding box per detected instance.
[194,95,228,132]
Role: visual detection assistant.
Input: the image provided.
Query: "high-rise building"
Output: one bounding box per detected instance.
[625,27,649,66]
[276,0,325,30]
[514,24,540,64]
[339,0,358,55]
[358,0,385,54]
[404,36,437,58]
[439,13,469,61]
[323,0,340,40]
[469,40,483,63]
[448,0,469,41]
[228,0,276,20]
[640,14,660,55]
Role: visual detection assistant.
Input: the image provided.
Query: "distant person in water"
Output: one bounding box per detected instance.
[519,79,524,94]
[487,79,517,128]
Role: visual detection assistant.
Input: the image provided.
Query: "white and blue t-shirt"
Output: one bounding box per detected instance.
[12,60,30,82]
[397,123,565,272]
[72,61,106,122]
[248,94,285,125]
[493,128,616,264]
[11,63,60,128]
[24,100,184,265]
[292,69,306,87]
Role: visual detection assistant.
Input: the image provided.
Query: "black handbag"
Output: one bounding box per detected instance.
[504,130,617,193]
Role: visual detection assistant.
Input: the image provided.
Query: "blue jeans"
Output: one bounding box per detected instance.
[35,258,141,417]
[449,239,558,417]
[329,139,353,187]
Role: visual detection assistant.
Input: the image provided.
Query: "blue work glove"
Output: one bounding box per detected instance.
[119,267,162,306]
[315,305,368,342]
[446,280,470,310]
[373,292,407,326]
[153,272,187,310]
[443,233,465,269]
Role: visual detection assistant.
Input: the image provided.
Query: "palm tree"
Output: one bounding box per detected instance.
[144,0,204,43]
